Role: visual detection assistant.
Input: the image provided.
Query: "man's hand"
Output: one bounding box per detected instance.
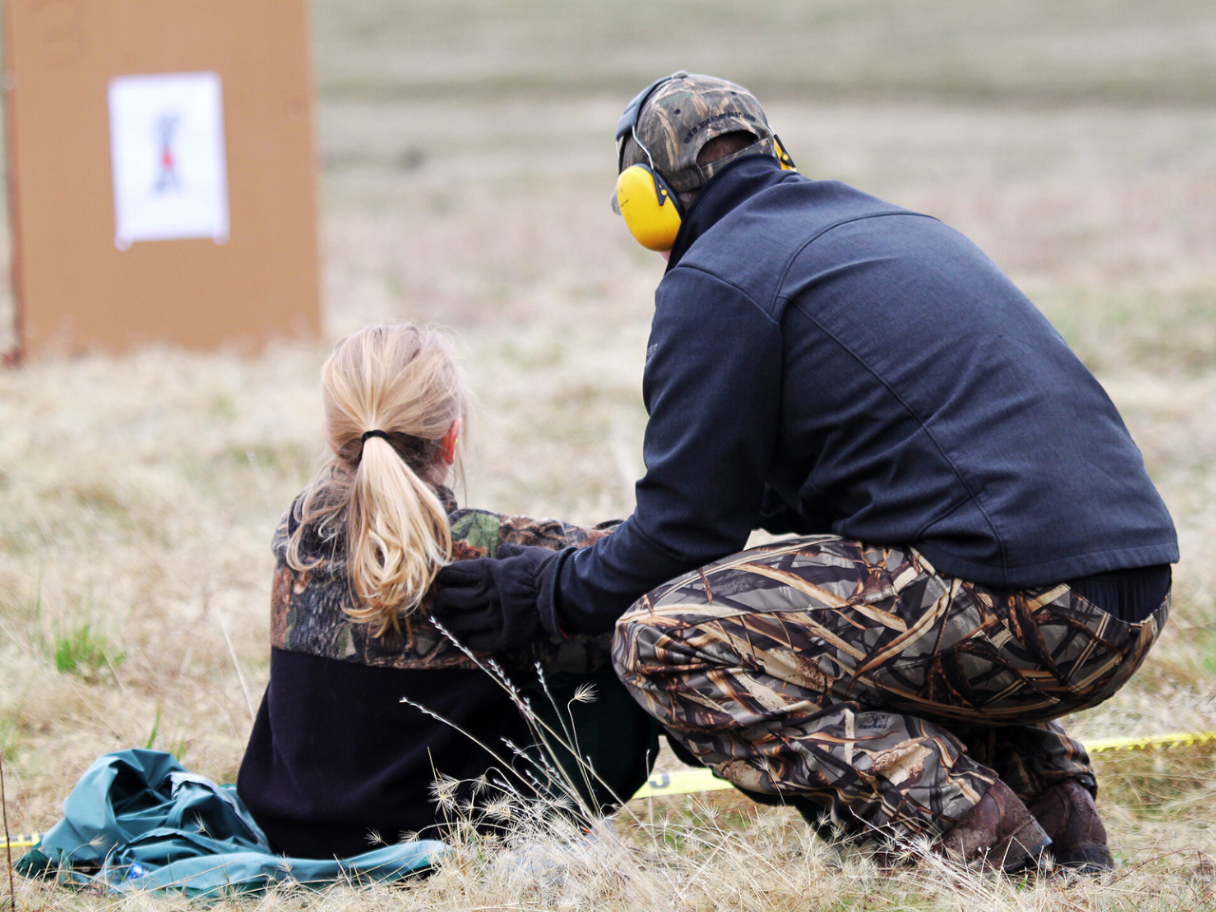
[429,543,558,652]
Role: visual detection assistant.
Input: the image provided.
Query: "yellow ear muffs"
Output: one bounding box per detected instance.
[774,136,797,171]
[616,164,683,252]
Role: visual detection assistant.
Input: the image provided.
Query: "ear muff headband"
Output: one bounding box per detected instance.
[615,74,676,168]
[616,164,683,252]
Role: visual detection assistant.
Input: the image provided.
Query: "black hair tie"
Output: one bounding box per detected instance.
[361,429,389,444]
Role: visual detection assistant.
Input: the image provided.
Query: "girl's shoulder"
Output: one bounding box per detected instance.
[448,508,507,559]
[449,507,621,559]
[267,491,620,673]
[268,490,479,671]
[272,490,341,571]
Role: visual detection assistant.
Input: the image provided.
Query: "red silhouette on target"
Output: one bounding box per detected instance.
[154,114,180,193]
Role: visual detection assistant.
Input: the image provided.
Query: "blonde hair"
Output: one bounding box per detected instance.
[287,324,470,635]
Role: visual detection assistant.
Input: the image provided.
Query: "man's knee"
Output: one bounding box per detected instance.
[611,601,659,689]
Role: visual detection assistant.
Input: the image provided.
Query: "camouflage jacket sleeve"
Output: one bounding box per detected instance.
[270,486,617,672]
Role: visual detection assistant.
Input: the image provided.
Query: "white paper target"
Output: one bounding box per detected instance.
[108,72,229,249]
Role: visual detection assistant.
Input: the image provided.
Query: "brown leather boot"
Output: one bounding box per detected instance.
[1027,779,1114,874]
[937,779,1052,873]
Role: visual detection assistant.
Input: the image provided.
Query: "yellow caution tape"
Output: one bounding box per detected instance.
[632,767,725,799]
[630,730,1216,800]
[1086,730,1216,753]
[0,832,41,852]
[3,732,1212,835]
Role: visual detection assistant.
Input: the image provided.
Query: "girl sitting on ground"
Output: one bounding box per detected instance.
[237,324,658,859]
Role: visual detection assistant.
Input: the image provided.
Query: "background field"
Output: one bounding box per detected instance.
[2,1,1216,909]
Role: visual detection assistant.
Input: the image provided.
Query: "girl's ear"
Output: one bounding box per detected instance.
[440,417,462,466]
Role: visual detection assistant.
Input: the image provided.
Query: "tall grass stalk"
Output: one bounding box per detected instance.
[1,749,15,912]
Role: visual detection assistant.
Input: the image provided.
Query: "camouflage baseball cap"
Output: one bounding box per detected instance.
[615,72,780,194]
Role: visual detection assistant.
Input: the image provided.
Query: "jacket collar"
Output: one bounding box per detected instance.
[666,155,791,271]
[436,484,457,514]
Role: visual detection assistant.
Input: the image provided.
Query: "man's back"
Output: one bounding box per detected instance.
[657,157,1177,588]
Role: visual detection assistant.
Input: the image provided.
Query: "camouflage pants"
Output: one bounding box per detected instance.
[613,536,1168,842]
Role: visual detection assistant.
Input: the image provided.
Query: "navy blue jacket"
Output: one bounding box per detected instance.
[549,156,1177,635]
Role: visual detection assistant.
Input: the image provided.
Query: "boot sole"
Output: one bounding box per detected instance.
[1052,843,1115,874]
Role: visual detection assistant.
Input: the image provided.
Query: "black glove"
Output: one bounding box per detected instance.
[429,543,559,653]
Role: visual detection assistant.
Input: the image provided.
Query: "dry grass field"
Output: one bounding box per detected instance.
[2,1,1216,909]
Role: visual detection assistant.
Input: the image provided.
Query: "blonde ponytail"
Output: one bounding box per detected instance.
[343,437,451,629]
[286,325,470,636]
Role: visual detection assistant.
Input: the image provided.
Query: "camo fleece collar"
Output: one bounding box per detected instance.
[267,485,618,672]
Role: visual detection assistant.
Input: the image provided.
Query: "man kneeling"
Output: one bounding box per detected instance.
[432,72,1177,872]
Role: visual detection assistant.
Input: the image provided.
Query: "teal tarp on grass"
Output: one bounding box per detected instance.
[17,749,445,897]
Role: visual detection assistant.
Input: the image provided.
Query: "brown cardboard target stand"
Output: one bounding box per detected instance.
[4,0,320,359]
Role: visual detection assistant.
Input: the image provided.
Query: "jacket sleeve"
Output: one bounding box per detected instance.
[549,267,784,634]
